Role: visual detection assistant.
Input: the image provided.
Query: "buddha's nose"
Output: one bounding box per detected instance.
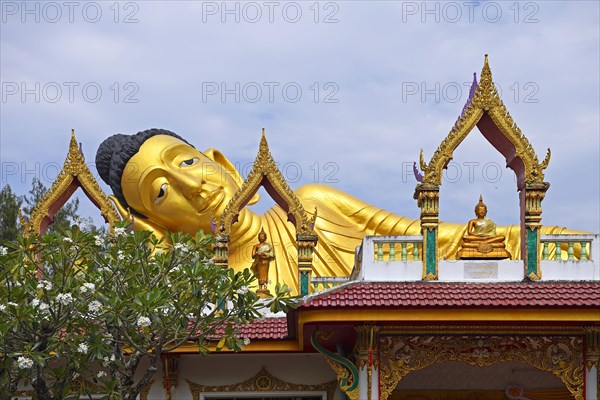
[172,171,205,199]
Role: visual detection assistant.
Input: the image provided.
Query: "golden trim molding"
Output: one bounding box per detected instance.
[379,335,584,400]
[22,130,120,236]
[187,367,337,400]
[380,325,586,336]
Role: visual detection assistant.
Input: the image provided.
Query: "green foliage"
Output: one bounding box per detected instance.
[0,184,23,242]
[0,225,295,400]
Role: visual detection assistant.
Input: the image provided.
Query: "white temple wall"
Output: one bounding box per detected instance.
[145,352,341,400]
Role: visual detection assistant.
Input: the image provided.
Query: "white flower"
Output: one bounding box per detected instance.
[136,316,151,328]
[13,281,21,287]
[243,338,251,345]
[80,282,95,294]
[8,301,17,307]
[113,227,126,237]
[156,307,171,316]
[77,343,88,354]
[38,302,50,312]
[37,280,52,291]
[31,298,40,307]
[0,246,7,256]
[88,300,102,314]
[17,356,34,369]
[117,250,125,261]
[173,242,188,252]
[97,370,107,378]
[56,293,73,305]
[0,304,5,312]
[94,235,104,246]
[236,286,249,295]
[63,237,73,243]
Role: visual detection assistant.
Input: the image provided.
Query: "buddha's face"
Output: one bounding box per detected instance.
[475,205,487,218]
[120,135,237,234]
[258,232,267,242]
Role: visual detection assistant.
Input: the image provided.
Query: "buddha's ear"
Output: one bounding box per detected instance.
[204,148,260,206]
[108,195,167,241]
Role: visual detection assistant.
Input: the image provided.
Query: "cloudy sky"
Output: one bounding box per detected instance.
[1,0,598,232]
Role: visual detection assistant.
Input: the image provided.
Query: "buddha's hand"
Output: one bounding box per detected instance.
[108,195,166,239]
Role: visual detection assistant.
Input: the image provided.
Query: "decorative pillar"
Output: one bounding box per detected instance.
[162,354,179,400]
[213,234,229,269]
[584,326,600,400]
[297,233,317,296]
[414,183,440,280]
[355,325,381,400]
[522,182,550,280]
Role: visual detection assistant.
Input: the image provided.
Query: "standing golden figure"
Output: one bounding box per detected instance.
[456,195,511,259]
[251,228,275,297]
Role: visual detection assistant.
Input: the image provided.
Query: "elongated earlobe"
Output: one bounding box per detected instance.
[203,148,260,205]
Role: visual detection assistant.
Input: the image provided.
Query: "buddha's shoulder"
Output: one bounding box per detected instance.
[294,184,361,202]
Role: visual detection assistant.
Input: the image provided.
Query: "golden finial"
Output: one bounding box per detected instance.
[480,54,493,85]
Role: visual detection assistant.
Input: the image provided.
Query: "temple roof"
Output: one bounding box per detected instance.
[236,317,289,339]
[298,281,600,309]
[207,317,289,340]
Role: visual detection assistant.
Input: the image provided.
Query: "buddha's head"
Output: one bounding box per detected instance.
[96,129,240,234]
[258,228,267,243]
[474,195,488,218]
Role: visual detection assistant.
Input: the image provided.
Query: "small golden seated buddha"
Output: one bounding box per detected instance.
[456,195,512,260]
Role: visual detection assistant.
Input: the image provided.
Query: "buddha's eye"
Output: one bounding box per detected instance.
[154,183,168,204]
[180,157,199,167]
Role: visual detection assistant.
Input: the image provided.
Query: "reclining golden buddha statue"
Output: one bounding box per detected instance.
[95,129,579,293]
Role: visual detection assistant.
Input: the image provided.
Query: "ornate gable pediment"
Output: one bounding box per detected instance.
[22,130,120,236]
[419,55,551,189]
[215,129,316,236]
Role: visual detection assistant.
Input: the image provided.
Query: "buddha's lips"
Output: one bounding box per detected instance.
[194,187,224,214]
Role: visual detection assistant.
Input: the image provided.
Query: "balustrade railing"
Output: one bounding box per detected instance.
[540,234,595,261]
[372,236,423,262]
[311,276,349,293]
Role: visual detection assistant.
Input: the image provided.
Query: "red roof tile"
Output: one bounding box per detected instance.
[237,317,288,339]
[299,282,600,309]
[206,317,289,340]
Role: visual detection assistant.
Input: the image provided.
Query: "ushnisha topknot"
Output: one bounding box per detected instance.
[95,128,191,217]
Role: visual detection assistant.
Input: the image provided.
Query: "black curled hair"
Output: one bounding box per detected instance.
[95,128,191,217]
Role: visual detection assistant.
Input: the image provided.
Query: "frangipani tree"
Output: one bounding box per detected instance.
[0,225,294,400]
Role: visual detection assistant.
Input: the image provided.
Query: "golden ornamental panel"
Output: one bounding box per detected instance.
[215,130,315,237]
[23,130,120,236]
[187,367,337,400]
[419,55,550,187]
[379,335,584,400]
